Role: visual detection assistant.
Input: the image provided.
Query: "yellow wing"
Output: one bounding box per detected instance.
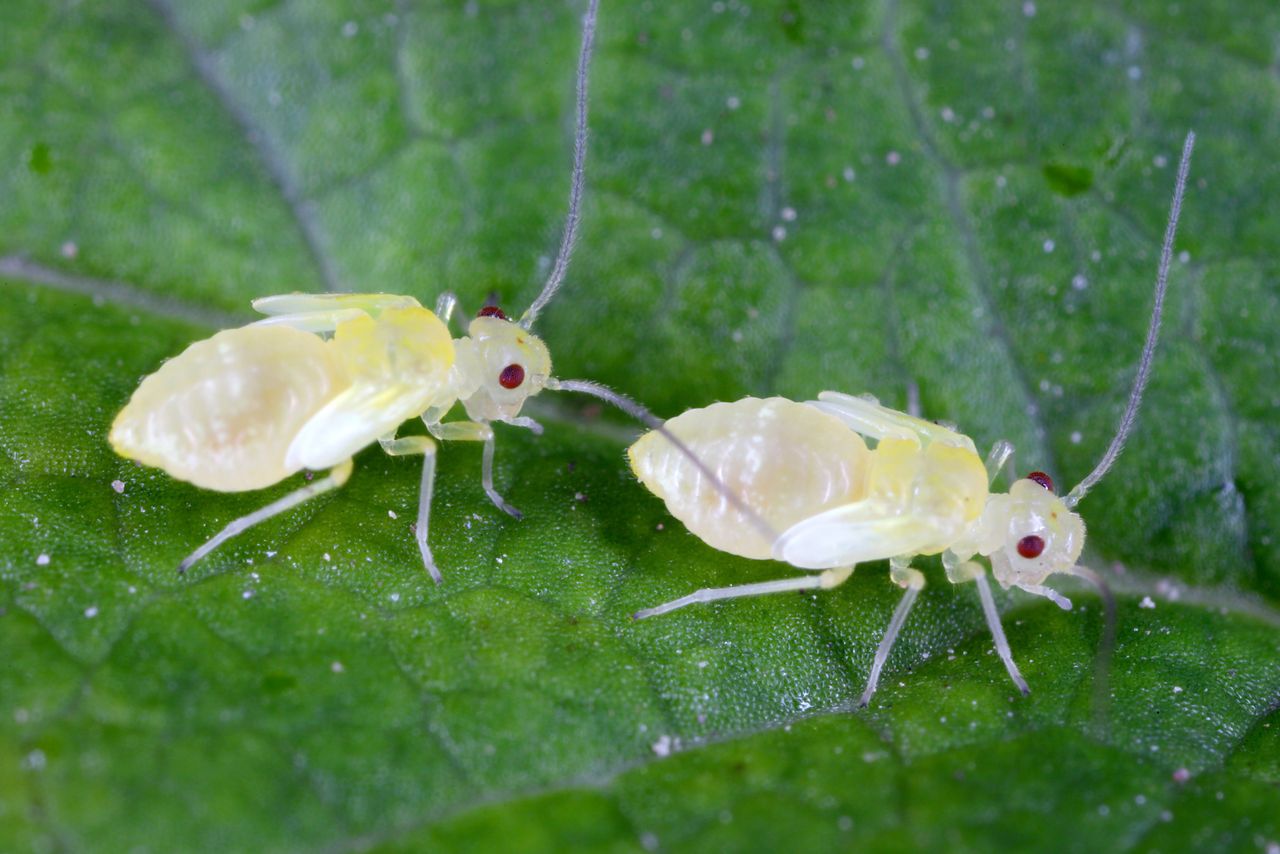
[251,293,424,333]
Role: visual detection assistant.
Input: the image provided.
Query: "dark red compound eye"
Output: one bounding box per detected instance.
[477,305,507,320]
[498,363,525,389]
[1016,534,1046,559]
[1026,471,1055,492]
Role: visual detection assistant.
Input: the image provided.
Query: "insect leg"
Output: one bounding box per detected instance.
[1017,584,1072,610]
[177,459,355,574]
[945,551,1030,692]
[504,415,544,436]
[858,557,926,707]
[433,291,471,335]
[434,291,460,322]
[427,420,522,519]
[632,567,853,620]
[379,435,444,584]
[973,568,1030,695]
[984,440,1015,486]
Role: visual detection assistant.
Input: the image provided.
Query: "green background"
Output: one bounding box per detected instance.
[2,0,1279,851]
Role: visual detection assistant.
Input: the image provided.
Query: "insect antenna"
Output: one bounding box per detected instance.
[1063,131,1195,509]
[519,0,599,331]
[546,377,781,546]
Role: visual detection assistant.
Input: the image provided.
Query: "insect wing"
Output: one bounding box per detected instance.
[253,308,369,334]
[252,293,422,318]
[287,307,456,470]
[285,381,438,471]
[772,499,945,570]
[813,391,976,452]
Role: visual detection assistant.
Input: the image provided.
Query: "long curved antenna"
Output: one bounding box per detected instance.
[546,377,781,546]
[1065,131,1195,508]
[519,0,599,330]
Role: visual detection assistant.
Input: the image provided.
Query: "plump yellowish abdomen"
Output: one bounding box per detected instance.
[110,325,348,491]
[110,305,456,492]
[628,397,872,560]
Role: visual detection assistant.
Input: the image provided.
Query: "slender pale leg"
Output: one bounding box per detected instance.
[859,557,926,707]
[379,435,443,584]
[427,420,522,518]
[178,460,355,574]
[632,566,854,620]
[984,440,1015,486]
[504,415,544,436]
[944,552,1029,694]
[434,291,463,331]
[1019,584,1072,610]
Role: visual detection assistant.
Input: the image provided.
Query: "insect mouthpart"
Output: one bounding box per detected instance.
[1026,471,1054,492]
[477,305,508,320]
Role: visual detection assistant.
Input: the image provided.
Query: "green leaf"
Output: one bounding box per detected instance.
[2,1,1278,851]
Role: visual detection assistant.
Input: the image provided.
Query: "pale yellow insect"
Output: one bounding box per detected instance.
[108,1,684,581]
[628,133,1195,705]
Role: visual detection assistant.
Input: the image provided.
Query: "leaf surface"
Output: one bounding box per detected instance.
[2,1,1278,851]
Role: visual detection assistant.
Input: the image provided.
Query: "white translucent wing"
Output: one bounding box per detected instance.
[252,308,367,333]
[772,499,944,570]
[285,382,437,471]
[252,293,422,317]
[811,391,976,452]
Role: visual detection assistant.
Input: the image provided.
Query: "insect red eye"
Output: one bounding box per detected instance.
[1026,471,1054,492]
[477,305,507,320]
[499,363,525,389]
[1016,534,1046,559]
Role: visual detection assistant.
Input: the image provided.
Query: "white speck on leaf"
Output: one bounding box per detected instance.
[1139,596,1156,609]
[84,606,98,618]
[36,554,49,566]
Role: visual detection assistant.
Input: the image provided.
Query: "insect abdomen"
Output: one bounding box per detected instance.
[628,397,872,560]
[110,325,347,491]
